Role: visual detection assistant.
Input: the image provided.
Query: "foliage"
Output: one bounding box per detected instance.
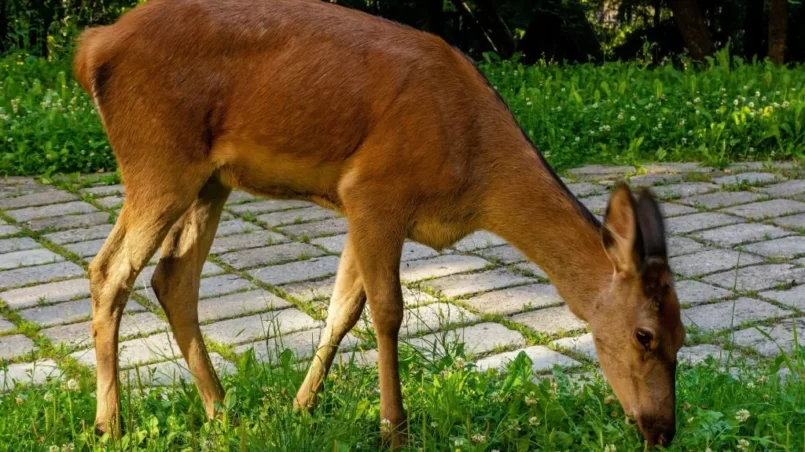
[484,48,805,169]
[0,52,114,176]
[2,48,804,176]
[0,342,803,451]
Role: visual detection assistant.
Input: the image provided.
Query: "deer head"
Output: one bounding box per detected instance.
[589,182,685,447]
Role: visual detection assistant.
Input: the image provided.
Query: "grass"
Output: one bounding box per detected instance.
[1,341,804,451]
[2,48,804,176]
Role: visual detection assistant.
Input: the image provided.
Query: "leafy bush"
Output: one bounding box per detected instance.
[1,48,804,176]
[484,50,805,169]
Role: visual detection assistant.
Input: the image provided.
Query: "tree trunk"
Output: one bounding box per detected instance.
[653,0,662,29]
[667,0,715,60]
[743,0,766,59]
[768,0,787,64]
[448,0,514,59]
[0,0,8,52]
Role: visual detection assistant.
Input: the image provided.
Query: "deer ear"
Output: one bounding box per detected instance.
[636,188,667,261]
[602,182,641,274]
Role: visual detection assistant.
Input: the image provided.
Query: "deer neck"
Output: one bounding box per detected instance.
[481,141,613,321]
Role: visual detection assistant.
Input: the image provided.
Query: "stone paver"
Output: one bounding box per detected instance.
[680,191,766,209]
[42,312,169,349]
[679,344,733,365]
[396,303,479,337]
[667,236,707,257]
[0,237,40,254]
[653,182,718,199]
[692,223,791,247]
[120,353,235,387]
[743,236,805,258]
[510,305,587,336]
[773,213,805,230]
[250,256,340,286]
[198,290,291,322]
[0,277,89,309]
[0,359,62,390]
[703,264,805,292]
[227,199,310,215]
[732,319,805,356]
[4,165,805,388]
[452,231,507,252]
[0,248,64,269]
[202,309,321,345]
[406,323,526,357]
[235,329,360,363]
[400,255,490,282]
[665,212,742,234]
[43,224,114,244]
[209,230,289,254]
[29,212,109,231]
[425,269,531,298]
[761,180,805,197]
[279,218,348,238]
[670,249,763,277]
[72,333,181,368]
[675,280,732,305]
[760,285,805,310]
[256,206,338,227]
[20,298,145,327]
[0,319,14,334]
[551,333,597,361]
[0,190,76,209]
[474,346,580,373]
[476,245,526,264]
[0,334,37,360]
[722,199,805,220]
[463,284,562,315]
[218,243,325,269]
[713,172,780,186]
[0,261,84,289]
[682,298,789,332]
[7,201,97,222]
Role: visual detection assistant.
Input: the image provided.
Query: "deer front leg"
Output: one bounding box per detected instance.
[295,235,366,410]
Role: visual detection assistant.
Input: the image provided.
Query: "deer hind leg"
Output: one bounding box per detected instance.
[295,234,366,410]
[346,202,408,447]
[150,177,230,419]
[90,169,212,436]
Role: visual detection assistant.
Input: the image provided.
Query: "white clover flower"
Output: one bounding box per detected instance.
[681,138,687,144]
[747,381,755,389]
[749,102,755,108]
[762,96,767,101]
[782,101,790,108]
[575,136,580,142]
[525,391,537,405]
[49,446,59,452]
[471,433,486,443]
[556,106,562,112]
[686,101,692,106]
[67,379,79,392]
[604,445,617,452]
[454,357,465,369]
[528,416,540,426]
[734,99,739,106]
[735,409,750,422]
[693,97,701,103]
[695,109,700,115]
[630,116,636,121]
[62,444,75,452]
[15,395,24,405]
[737,438,750,451]
[44,392,54,402]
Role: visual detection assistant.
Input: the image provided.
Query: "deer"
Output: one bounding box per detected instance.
[73,0,685,447]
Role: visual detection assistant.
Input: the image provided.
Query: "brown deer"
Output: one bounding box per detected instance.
[73,0,685,447]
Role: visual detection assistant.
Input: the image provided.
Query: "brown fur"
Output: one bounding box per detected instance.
[74,0,684,447]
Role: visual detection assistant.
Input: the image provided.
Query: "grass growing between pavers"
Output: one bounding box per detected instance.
[1,343,804,451]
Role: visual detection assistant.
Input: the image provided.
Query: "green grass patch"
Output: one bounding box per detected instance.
[1,345,803,451]
[2,49,804,176]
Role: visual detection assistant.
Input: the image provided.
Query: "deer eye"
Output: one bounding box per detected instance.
[635,329,653,350]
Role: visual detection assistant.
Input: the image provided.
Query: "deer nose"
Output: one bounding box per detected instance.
[655,430,675,447]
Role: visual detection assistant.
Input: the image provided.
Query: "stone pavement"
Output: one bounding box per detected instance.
[2,161,805,388]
